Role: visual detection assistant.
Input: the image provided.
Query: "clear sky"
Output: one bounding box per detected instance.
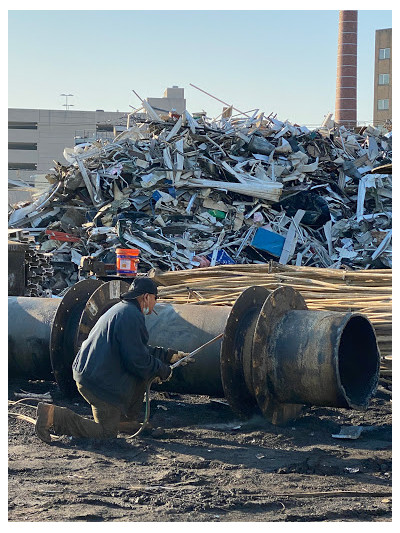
[8,6,393,127]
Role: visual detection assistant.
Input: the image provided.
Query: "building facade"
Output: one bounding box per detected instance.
[8,108,129,190]
[373,28,392,128]
[147,86,186,116]
[8,87,186,199]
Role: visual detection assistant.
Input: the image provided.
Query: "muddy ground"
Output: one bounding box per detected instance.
[8,376,391,522]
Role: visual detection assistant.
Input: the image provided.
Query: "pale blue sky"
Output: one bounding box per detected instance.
[8,8,392,127]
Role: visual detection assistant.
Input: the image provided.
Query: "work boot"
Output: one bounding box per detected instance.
[35,403,55,444]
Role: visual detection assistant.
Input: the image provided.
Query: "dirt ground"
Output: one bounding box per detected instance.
[8,375,392,523]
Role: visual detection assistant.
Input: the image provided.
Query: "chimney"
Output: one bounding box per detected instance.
[335,10,358,128]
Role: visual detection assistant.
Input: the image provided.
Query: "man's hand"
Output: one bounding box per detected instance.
[154,364,173,384]
[169,351,195,366]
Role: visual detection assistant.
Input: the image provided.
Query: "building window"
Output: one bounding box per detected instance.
[379,48,390,60]
[8,121,38,130]
[377,99,389,110]
[8,162,37,170]
[96,124,114,132]
[378,74,390,85]
[8,142,38,151]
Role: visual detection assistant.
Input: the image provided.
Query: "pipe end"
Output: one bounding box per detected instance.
[337,314,380,410]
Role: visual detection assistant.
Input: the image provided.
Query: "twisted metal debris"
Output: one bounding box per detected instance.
[8,106,392,295]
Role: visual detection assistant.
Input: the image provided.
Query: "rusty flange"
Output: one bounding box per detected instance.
[220,285,271,419]
[50,279,104,396]
[54,279,130,397]
[75,279,130,353]
[252,286,308,424]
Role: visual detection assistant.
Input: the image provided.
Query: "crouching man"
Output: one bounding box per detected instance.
[35,277,188,443]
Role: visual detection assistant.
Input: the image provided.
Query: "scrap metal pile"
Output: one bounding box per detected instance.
[8,106,392,295]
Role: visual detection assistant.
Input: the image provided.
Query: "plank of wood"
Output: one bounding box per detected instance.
[279,210,305,265]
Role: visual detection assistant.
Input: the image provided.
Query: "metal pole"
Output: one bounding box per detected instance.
[189,83,251,118]
[171,333,224,369]
[61,93,74,111]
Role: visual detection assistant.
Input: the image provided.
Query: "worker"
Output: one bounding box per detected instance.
[35,277,190,443]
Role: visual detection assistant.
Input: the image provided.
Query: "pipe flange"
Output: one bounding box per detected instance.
[50,279,104,396]
[252,286,308,424]
[75,279,130,353]
[221,285,271,419]
[54,279,130,397]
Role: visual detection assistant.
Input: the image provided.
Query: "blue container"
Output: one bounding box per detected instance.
[251,227,285,258]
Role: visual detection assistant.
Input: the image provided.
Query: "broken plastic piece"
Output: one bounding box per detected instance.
[251,227,286,258]
[332,426,364,439]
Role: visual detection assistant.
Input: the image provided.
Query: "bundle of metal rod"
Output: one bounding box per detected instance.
[154,262,392,359]
[24,249,54,297]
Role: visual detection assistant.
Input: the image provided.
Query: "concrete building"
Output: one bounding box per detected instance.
[8,87,187,201]
[147,86,186,116]
[8,108,129,194]
[373,28,392,128]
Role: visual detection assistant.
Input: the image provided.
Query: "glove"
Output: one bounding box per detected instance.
[150,346,172,363]
[169,351,195,366]
[154,364,173,384]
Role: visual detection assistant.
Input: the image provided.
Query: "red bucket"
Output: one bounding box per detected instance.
[116,248,140,276]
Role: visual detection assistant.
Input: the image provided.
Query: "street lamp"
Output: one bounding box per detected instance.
[61,93,74,110]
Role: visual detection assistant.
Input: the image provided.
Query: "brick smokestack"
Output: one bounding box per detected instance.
[335,10,358,128]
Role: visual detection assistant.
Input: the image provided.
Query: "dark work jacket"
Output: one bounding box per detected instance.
[72,299,171,411]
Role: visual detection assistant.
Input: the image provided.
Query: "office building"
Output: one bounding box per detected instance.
[373,28,392,128]
[147,86,186,116]
[8,87,186,200]
[8,108,129,194]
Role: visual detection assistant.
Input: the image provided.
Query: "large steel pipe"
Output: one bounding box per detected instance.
[9,280,380,425]
[261,311,378,409]
[78,283,380,424]
[146,302,232,396]
[145,285,272,399]
[8,296,60,379]
[146,286,379,423]
[8,279,104,381]
[249,286,380,424]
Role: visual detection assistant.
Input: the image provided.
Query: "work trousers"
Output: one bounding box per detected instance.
[52,381,146,439]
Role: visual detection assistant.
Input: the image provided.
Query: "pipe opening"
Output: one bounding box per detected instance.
[338,316,379,409]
